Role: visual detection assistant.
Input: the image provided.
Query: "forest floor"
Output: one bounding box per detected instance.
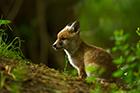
[0,57,130,93]
[0,57,94,93]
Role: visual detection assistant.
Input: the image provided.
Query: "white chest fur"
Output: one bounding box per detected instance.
[64,49,79,71]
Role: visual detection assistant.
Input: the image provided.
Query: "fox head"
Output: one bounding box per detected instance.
[53,21,80,51]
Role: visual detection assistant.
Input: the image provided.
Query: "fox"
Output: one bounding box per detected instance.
[53,21,117,82]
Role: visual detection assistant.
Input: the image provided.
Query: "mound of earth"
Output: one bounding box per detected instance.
[0,57,93,93]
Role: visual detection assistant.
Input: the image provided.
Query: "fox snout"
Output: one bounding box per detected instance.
[52,40,63,50]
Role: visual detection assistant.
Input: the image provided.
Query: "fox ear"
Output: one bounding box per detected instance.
[70,21,80,33]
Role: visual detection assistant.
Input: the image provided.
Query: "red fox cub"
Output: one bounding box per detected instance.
[53,21,117,81]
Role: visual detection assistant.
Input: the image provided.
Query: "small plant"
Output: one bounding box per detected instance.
[85,65,97,83]
[63,56,78,77]
[111,28,140,92]
[0,19,24,59]
[63,56,69,73]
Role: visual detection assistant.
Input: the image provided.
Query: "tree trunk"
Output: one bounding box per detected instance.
[36,0,49,64]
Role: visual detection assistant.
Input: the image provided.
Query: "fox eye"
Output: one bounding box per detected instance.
[61,37,67,40]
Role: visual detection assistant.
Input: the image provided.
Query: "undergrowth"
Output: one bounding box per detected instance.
[111,28,140,93]
[0,19,24,59]
[0,19,27,93]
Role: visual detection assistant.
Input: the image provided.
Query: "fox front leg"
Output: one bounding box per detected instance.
[77,65,87,79]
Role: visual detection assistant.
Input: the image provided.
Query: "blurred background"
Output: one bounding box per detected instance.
[0,0,140,70]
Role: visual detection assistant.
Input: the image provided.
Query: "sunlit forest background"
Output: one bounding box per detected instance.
[0,0,140,87]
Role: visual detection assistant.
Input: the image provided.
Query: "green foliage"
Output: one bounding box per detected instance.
[10,62,27,93]
[79,0,140,47]
[63,56,78,77]
[85,66,96,83]
[111,29,140,92]
[0,19,27,93]
[86,76,96,83]
[0,20,11,25]
[112,29,140,82]
[0,32,24,59]
[85,65,106,84]
[12,62,27,81]
[0,20,24,59]
[90,83,102,93]
[63,56,69,73]
[0,19,12,32]
[86,65,97,73]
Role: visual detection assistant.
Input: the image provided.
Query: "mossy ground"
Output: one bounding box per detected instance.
[0,56,135,93]
[0,57,93,93]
